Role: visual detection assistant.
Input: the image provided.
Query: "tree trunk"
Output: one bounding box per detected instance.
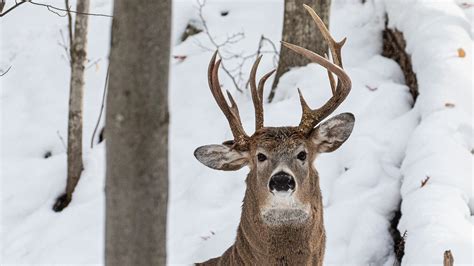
[53,0,90,212]
[268,0,331,102]
[105,1,171,265]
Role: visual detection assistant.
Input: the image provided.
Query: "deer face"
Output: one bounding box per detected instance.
[194,5,353,227]
[195,114,354,226]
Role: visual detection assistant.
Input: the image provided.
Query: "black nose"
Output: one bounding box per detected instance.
[269,171,296,192]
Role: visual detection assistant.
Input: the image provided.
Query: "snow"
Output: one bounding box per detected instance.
[384,0,473,264]
[1,0,472,265]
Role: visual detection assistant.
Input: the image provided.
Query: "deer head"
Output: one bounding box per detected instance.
[194,5,354,228]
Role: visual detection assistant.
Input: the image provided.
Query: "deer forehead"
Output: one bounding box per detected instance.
[251,127,307,154]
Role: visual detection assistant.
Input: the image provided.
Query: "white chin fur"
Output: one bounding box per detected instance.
[261,192,310,226]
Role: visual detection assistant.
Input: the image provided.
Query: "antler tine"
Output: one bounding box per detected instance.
[281,5,352,135]
[324,53,337,95]
[258,69,276,105]
[250,55,276,131]
[208,51,249,148]
[249,56,264,130]
[303,4,345,68]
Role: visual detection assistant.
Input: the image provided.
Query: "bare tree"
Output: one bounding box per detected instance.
[105,0,171,265]
[268,0,331,102]
[53,0,90,212]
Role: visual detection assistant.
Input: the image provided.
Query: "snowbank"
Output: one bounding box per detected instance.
[170,0,415,264]
[384,0,473,264]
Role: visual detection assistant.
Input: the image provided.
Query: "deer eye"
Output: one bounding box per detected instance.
[257,153,267,162]
[297,151,307,161]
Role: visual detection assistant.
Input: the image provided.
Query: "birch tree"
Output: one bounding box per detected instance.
[53,0,90,212]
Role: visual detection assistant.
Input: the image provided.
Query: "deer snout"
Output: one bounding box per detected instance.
[269,171,295,192]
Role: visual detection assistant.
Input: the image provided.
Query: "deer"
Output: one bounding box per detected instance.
[194,5,354,265]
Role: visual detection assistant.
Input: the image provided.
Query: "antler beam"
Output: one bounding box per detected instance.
[282,4,352,135]
[208,51,249,149]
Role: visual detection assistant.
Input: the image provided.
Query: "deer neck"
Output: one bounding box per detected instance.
[230,176,326,264]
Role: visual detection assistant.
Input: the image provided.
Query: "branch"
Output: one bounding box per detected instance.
[194,0,278,93]
[0,65,12,76]
[196,0,243,92]
[0,0,112,18]
[65,0,73,64]
[91,63,109,148]
[29,1,112,17]
[0,0,26,17]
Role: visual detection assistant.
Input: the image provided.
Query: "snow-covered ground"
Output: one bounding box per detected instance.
[1,0,472,265]
[385,0,473,264]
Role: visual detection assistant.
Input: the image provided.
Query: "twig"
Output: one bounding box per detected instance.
[85,58,101,70]
[65,0,73,62]
[58,29,71,63]
[29,1,112,18]
[56,130,67,152]
[0,65,12,76]
[91,63,109,148]
[245,34,279,89]
[196,0,243,92]
[421,176,430,187]
[0,0,25,17]
[0,0,112,18]
[195,0,278,92]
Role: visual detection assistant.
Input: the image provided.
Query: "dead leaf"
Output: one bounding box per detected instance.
[460,3,474,8]
[457,48,466,58]
[445,102,455,108]
[173,55,187,62]
[421,176,430,187]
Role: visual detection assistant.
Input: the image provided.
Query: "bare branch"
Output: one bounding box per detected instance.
[0,0,112,18]
[58,28,71,63]
[65,0,73,60]
[56,130,67,152]
[0,65,12,76]
[29,1,112,18]
[196,0,243,92]
[0,0,26,17]
[194,0,278,93]
[91,63,109,148]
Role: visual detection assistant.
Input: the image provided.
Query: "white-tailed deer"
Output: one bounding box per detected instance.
[194,5,354,265]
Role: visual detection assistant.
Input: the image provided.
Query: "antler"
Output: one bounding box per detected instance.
[208,51,275,148]
[208,51,249,149]
[282,4,352,135]
[249,56,276,131]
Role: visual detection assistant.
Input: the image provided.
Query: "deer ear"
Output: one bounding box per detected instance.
[194,144,249,171]
[310,113,355,153]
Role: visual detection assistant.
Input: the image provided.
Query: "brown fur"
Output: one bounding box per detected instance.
[197,127,328,266]
[195,6,354,264]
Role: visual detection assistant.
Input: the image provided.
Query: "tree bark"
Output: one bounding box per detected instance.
[53,0,90,212]
[105,1,171,265]
[268,0,331,102]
